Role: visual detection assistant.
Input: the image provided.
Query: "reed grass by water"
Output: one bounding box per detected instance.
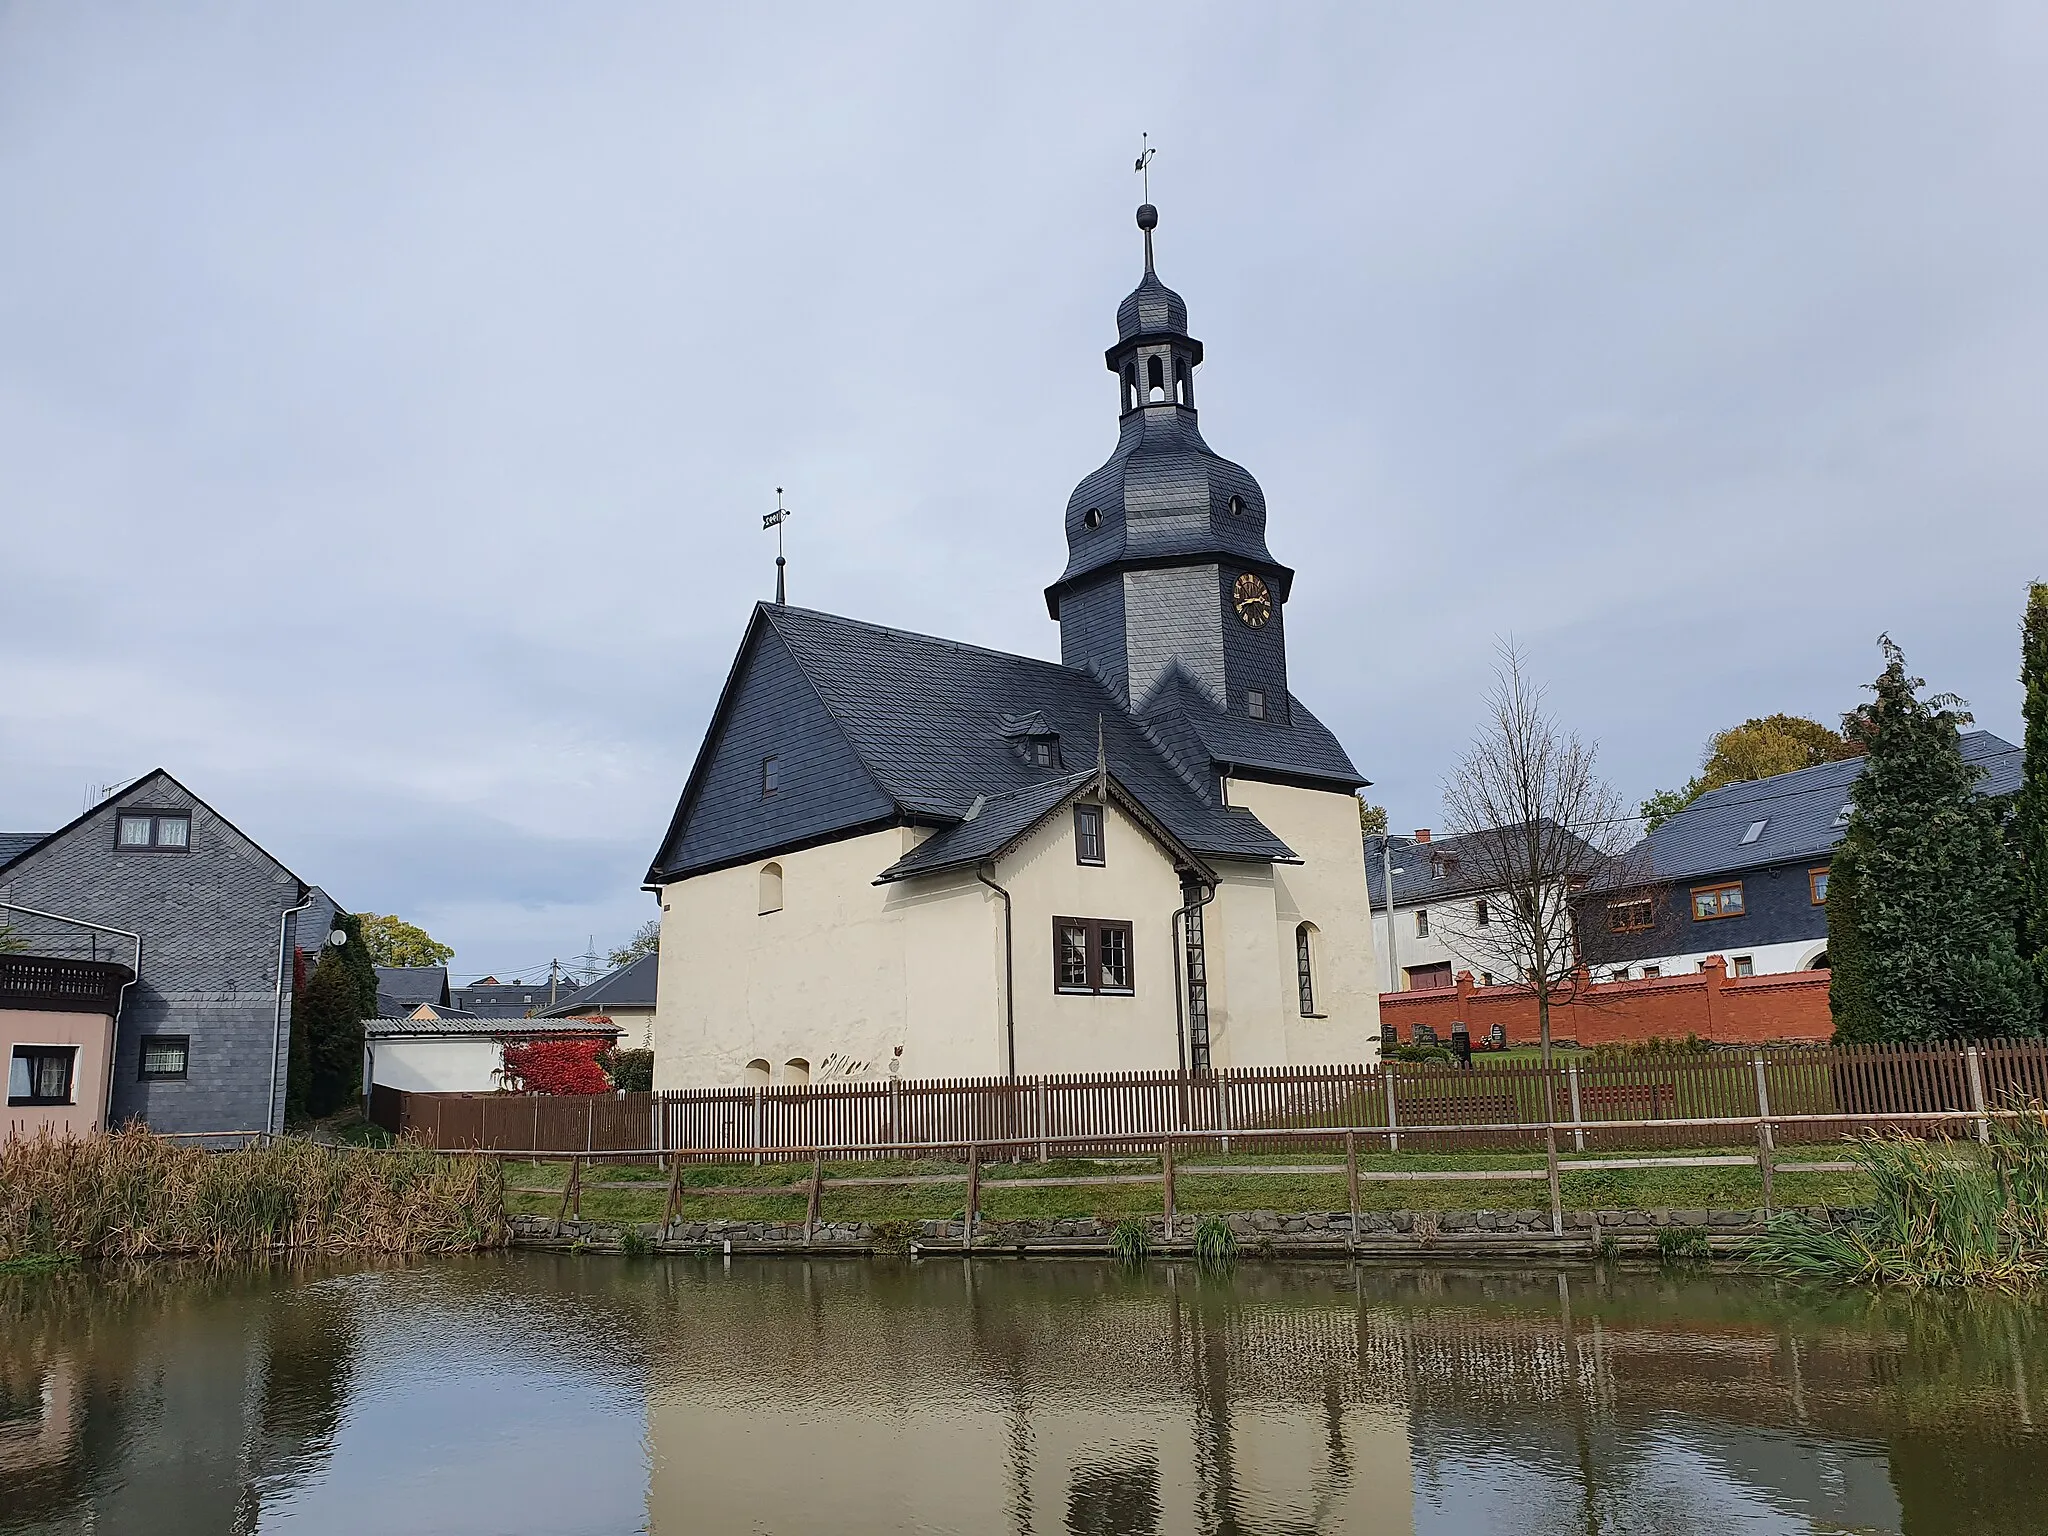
[0,1127,505,1262]
[1754,1100,2048,1289]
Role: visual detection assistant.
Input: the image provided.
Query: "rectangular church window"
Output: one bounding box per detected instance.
[1053,918,1133,995]
[1247,689,1266,720]
[1074,805,1105,866]
[761,756,779,797]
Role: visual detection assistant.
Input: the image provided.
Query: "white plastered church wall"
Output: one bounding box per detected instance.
[1225,779,1382,1062]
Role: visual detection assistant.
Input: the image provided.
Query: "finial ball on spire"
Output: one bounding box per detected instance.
[1136,203,1158,231]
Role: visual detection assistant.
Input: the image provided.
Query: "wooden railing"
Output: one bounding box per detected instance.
[0,954,132,1015]
[370,1040,2048,1161]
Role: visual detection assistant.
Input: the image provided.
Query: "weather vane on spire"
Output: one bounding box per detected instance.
[1134,133,1155,203]
[763,487,791,604]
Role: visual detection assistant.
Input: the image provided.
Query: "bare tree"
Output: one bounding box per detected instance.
[1440,640,1637,1068]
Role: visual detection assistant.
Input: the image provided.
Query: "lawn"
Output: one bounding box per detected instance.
[499,1147,1872,1226]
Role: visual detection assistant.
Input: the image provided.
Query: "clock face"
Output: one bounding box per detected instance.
[1232,573,1273,628]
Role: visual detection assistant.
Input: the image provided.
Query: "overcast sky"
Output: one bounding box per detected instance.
[4,5,2045,983]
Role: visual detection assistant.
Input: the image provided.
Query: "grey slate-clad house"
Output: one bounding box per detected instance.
[0,770,339,1135]
[450,977,578,1019]
[375,964,452,1017]
[1578,731,2022,980]
[643,201,1383,1088]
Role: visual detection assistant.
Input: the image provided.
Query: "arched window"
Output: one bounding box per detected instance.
[758,862,783,915]
[1295,923,1317,1016]
[783,1057,810,1085]
[1175,357,1190,405]
[1147,355,1165,401]
[1123,364,1137,412]
[743,1059,771,1087]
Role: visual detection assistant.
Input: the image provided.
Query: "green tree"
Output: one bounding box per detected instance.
[356,913,454,969]
[607,919,661,969]
[300,944,365,1117]
[332,913,380,1021]
[1643,714,1861,828]
[1356,798,1388,837]
[1829,638,2038,1044]
[2018,581,2048,1025]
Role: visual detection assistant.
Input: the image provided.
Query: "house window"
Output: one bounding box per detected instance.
[1740,819,1768,845]
[1474,899,1490,927]
[1052,917,1134,995]
[1414,909,1429,938]
[761,756,780,797]
[1074,805,1105,866]
[9,1046,76,1106]
[1405,962,1453,991]
[1479,971,1494,986]
[1295,923,1316,1016]
[1810,867,1830,905]
[1691,882,1745,921]
[1607,898,1653,933]
[758,862,784,915]
[139,1035,190,1080]
[1430,854,1461,880]
[1247,689,1266,720]
[116,811,190,851]
[1732,955,1755,977]
[1027,737,1060,768]
[1642,966,1662,979]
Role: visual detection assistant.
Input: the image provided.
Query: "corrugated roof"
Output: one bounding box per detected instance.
[365,1016,620,1039]
[1638,729,2019,883]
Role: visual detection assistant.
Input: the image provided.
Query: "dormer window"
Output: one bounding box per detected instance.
[1028,738,1058,768]
[1247,689,1266,720]
[117,811,190,852]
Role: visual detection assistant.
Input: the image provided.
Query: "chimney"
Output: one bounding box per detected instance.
[1414,828,1432,844]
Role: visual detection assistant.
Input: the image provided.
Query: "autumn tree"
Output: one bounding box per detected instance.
[357,913,454,969]
[1641,714,1862,829]
[1441,642,1636,1068]
[1828,637,2037,1043]
[608,919,661,969]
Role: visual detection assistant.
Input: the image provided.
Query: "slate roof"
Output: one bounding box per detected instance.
[654,603,1307,882]
[540,953,658,1016]
[0,832,50,865]
[365,1015,621,1040]
[451,980,580,1018]
[375,965,450,1009]
[1635,730,2020,884]
[1365,823,1603,909]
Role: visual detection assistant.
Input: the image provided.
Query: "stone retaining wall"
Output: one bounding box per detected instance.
[508,1205,1856,1256]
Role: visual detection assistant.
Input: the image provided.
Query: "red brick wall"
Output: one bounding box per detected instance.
[1378,957,1832,1047]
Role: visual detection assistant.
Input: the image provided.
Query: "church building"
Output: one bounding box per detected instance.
[645,203,1380,1089]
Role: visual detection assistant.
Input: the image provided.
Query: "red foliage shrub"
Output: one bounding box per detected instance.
[501,1038,612,1095]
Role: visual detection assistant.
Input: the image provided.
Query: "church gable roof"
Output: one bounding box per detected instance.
[648,603,1299,886]
[759,604,1297,868]
[647,611,899,883]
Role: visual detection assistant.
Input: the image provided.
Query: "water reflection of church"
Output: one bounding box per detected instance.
[641,1263,1953,1535]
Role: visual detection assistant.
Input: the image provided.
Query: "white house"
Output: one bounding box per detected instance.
[644,202,1381,1090]
[363,1015,621,1096]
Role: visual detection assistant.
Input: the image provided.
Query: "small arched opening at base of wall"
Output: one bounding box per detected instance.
[742,1059,771,1087]
[782,1058,810,1085]
[1295,922,1318,1016]
[758,862,783,915]
[1806,951,1831,970]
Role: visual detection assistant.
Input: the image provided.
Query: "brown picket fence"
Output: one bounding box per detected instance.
[367,1040,2048,1161]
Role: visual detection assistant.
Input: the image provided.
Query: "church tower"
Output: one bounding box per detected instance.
[1045,202,1296,727]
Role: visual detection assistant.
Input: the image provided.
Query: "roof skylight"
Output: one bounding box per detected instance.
[1740,819,1768,844]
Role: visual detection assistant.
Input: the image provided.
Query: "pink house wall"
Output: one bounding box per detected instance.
[3,1007,116,1140]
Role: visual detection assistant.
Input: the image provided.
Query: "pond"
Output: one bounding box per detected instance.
[2,1254,2043,1535]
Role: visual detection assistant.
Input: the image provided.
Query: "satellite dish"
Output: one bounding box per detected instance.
[328,929,348,947]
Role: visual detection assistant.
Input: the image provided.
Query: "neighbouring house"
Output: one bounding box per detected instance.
[375,964,452,1017]
[0,770,340,1137]
[362,1014,622,1095]
[1578,731,2022,981]
[540,952,657,1050]
[644,202,1380,1090]
[1365,825,1599,994]
[450,975,580,1018]
[3,953,133,1139]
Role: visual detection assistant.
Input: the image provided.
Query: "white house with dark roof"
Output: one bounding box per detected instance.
[644,202,1380,1090]
[1578,731,2022,981]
